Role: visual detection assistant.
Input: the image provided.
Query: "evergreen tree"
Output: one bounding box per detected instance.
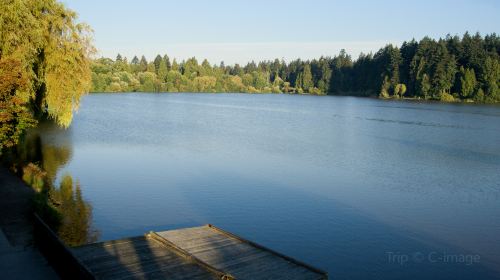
[163,55,171,71]
[154,55,162,75]
[302,64,314,91]
[419,74,431,98]
[459,67,477,98]
[86,32,500,102]
[131,56,139,65]
[147,62,156,73]
[158,59,168,82]
[139,56,148,72]
[482,57,500,101]
[295,72,303,91]
[172,59,179,71]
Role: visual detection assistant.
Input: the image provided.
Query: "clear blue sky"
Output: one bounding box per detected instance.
[63,0,499,64]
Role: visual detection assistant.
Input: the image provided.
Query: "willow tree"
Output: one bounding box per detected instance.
[0,0,93,151]
[0,59,36,151]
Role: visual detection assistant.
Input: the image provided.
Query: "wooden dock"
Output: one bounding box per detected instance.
[71,225,327,280]
[71,235,225,280]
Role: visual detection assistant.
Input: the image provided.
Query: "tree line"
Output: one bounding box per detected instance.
[92,32,500,103]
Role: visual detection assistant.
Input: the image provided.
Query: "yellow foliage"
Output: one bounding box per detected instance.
[0,0,94,128]
[193,76,217,92]
[440,92,456,102]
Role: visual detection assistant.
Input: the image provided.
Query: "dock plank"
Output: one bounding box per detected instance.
[155,225,327,280]
[72,225,327,280]
[72,234,222,280]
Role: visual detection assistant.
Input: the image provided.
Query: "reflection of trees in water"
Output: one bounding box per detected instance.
[50,174,98,246]
[4,120,98,246]
[41,145,72,183]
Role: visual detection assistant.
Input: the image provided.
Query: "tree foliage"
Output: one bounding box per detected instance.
[0,0,93,152]
[90,33,500,104]
[0,59,36,151]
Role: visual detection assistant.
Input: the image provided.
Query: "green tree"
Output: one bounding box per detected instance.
[131,56,139,65]
[252,71,269,90]
[0,59,37,152]
[157,59,168,82]
[139,56,148,72]
[419,74,431,99]
[172,59,179,71]
[459,67,477,98]
[379,76,390,98]
[200,59,213,76]
[147,62,156,73]
[295,72,303,91]
[163,54,171,71]
[84,32,500,104]
[130,56,140,73]
[138,72,156,92]
[183,57,199,78]
[0,0,94,151]
[318,60,332,93]
[153,54,162,75]
[482,57,500,101]
[302,64,314,91]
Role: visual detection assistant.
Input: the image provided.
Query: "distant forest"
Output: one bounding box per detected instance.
[91,32,500,102]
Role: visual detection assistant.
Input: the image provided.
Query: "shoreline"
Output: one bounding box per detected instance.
[0,166,58,279]
[86,91,500,105]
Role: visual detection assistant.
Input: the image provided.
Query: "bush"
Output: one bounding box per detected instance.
[440,92,456,102]
[308,87,323,95]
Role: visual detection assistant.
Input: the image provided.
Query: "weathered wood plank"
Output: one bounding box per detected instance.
[190,242,265,262]
[74,242,159,262]
[72,225,327,280]
[155,225,328,280]
[94,256,216,280]
[207,250,272,269]
[72,234,224,280]
[72,236,149,257]
[163,234,239,250]
[184,238,245,253]
[91,254,184,277]
[117,266,219,280]
[83,248,182,274]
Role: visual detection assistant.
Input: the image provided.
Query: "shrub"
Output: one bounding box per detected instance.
[440,92,456,102]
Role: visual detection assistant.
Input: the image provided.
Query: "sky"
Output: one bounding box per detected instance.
[63,0,500,65]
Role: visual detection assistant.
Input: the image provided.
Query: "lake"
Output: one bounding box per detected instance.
[33,93,500,279]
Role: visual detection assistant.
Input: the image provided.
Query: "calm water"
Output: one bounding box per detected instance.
[36,93,500,279]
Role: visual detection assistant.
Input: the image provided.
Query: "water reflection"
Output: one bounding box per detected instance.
[7,93,500,279]
[6,120,98,246]
[50,174,98,246]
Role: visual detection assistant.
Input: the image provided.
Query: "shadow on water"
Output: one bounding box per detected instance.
[371,134,500,167]
[370,100,500,118]
[2,120,98,247]
[3,119,219,278]
[174,178,500,280]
